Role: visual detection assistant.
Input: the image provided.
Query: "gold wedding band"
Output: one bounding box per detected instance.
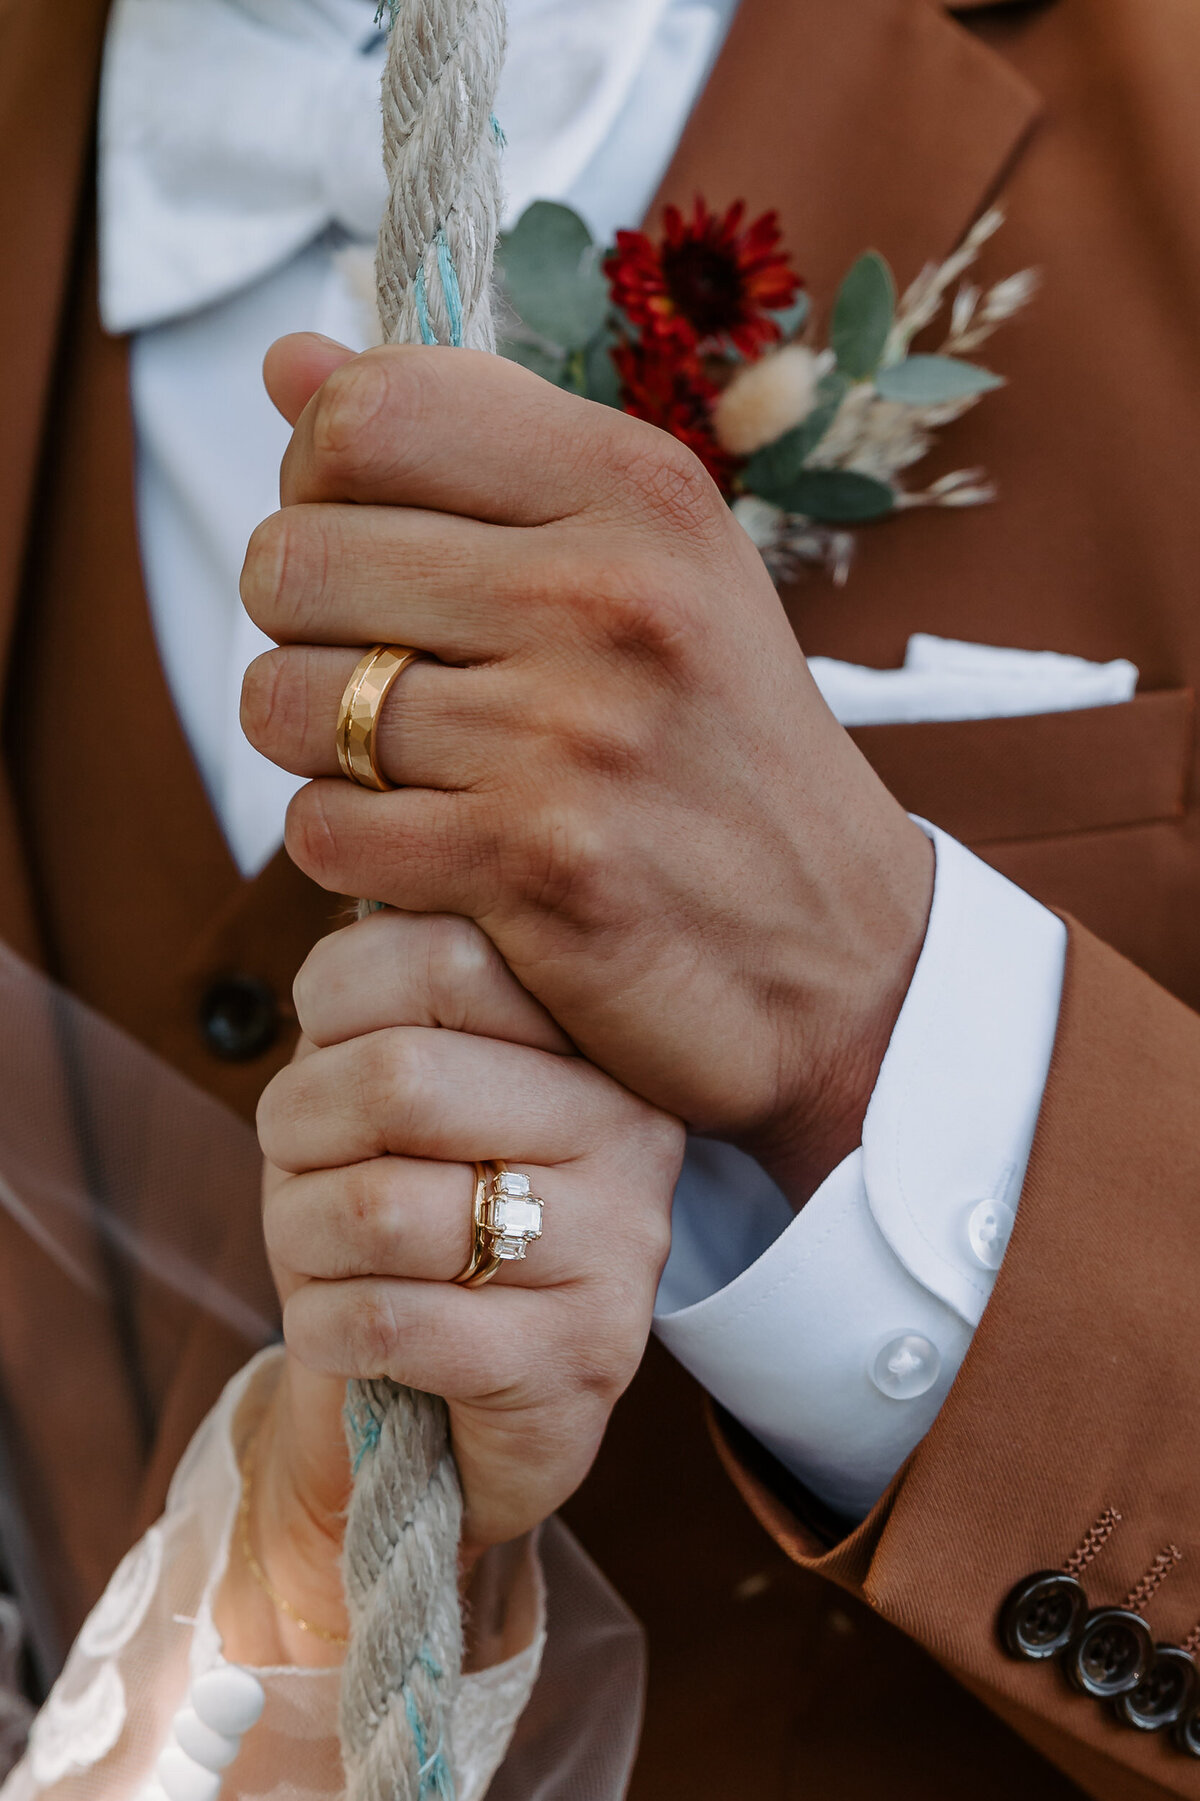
[335,644,422,791]
[454,1161,545,1289]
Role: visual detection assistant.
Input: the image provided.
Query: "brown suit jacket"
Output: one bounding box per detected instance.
[1,0,1198,1795]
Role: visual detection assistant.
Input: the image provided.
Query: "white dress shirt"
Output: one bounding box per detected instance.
[98,0,1096,1520]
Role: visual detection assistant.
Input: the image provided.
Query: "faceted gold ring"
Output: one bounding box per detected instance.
[454,1161,545,1289]
[335,645,422,791]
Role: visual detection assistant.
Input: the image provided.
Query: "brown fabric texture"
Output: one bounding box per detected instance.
[0,0,1198,1795]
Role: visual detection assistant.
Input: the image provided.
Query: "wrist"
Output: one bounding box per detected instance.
[216,1370,350,1670]
[744,802,934,1208]
[462,1535,543,1674]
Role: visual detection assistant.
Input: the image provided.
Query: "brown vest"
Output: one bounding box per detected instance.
[2,0,1198,1795]
[4,251,343,1123]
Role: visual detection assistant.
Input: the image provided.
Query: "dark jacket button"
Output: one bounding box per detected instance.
[199,975,280,1062]
[999,1571,1088,1660]
[1172,1702,1200,1757]
[1065,1608,1154,1698]
[1114,1645,1197,1732]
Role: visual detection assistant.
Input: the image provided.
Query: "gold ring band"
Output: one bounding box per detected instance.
[454,1161,545,1289]
[335,645,422,791]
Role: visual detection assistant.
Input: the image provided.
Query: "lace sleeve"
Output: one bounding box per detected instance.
[0,1351,545,1801]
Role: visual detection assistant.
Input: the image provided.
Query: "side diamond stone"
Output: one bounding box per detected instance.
[494,1171,532,1197]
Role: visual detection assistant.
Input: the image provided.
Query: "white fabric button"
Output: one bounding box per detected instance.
[967,1198,1015,1270]
[172,1707,240,1772]
[870,1333,941,1400]
[190,1665,265,1738]
[156,1746,222,1801]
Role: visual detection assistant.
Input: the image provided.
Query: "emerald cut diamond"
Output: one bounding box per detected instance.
[483,1173,543,1259]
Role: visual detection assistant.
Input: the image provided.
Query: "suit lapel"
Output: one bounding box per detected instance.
[652,0,1043,300]
[0,0,1044,681]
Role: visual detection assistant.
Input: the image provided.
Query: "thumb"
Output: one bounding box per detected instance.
[263,332,359,426]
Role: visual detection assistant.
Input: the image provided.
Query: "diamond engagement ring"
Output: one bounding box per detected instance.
[453,1161,545,1289]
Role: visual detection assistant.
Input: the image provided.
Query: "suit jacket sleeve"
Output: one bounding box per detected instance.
[714,917,1200,1801]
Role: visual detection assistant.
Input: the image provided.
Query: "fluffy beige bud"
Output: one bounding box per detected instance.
[713,344,831,456]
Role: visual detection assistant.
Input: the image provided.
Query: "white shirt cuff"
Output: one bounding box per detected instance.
[653,823,1066,1519]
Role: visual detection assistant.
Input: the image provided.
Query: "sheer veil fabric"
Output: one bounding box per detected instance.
[0,944,643,1797]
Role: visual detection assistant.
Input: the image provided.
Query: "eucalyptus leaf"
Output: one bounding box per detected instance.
[583,333,623,409]
[874,354,1004,404]
[497,201,609,350]
[741,374,848,499]
[830,251,895,380]
[746,467,895,523]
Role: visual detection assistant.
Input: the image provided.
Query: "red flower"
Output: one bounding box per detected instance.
[612,341,738,490]
[606,199,802,359]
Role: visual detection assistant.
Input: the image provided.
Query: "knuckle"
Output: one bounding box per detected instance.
[623,428,724,543]
[424,914,495,1012]
[239,511,290,628]
[239,649,293,753]
[255,1066,307,1170]
[355,1030,420,1142]
[241,508,332,640]
[260,1181,295,1270]
[343,1161,398,1269]
[508,802,610,924]
[642,1108,687,1173]
[309,357,389,479]
[588,558,698,667]
[627,1194,673,1275]
[290,942,324,1038]
[354,1285,403,1375]
[291,925,351,1041]
[565,1321,637,1406]
[552,690,655,781]
[284,783,341,886]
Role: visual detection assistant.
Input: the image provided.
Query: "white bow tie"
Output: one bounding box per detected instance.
[99,0,389,333]
[98,0,693,337]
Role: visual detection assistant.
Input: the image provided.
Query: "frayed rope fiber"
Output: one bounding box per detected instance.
[339,4,507,1799]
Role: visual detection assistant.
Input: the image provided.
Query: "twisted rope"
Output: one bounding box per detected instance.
[339,5,506,1798]
[374,0,506,351]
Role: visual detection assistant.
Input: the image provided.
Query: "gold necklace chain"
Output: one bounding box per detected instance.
[239,1433,349,1649]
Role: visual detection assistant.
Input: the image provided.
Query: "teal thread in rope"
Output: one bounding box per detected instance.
[344,1393,383,1473]
[413,232,465,348]
[435,231,464,346]
[403,1658,455,1799]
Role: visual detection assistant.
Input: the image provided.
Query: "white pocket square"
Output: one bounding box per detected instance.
[809,634,1139,729]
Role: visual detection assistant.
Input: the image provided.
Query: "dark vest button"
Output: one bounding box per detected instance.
[1172,1702,1200,1757]
[999,1571,1088,1661]
[1065,1608,1154,1698]
[199,975,280,1062]
[1114,1645,1197,1732]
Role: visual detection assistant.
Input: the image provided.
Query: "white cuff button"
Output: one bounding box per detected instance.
[967,1198,1015,1270]
[871,1333,941,1400]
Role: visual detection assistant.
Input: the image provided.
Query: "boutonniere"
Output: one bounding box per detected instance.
[496,199,1037,585]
